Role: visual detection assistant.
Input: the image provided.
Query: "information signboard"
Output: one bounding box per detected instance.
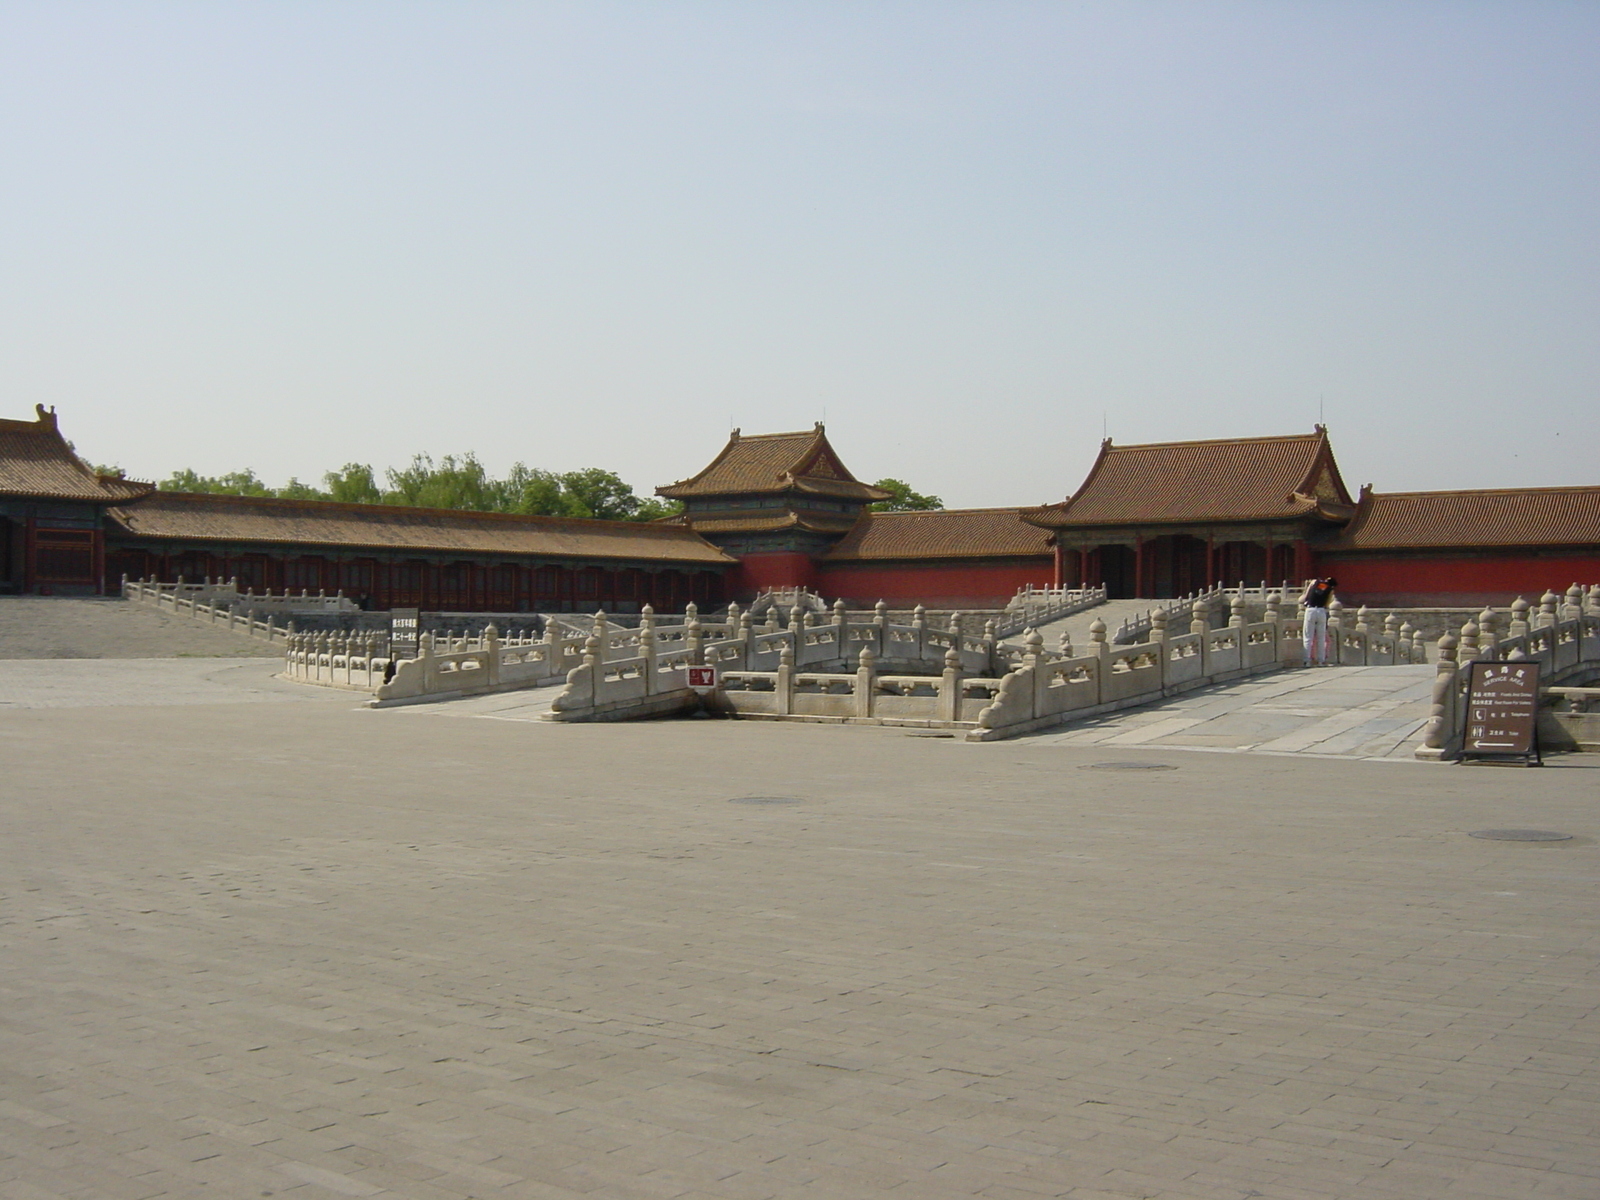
[1461,659,1541,765]
[687,666,717,692]
[389,608,420,658]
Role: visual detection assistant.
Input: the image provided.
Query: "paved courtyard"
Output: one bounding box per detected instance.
[2,658,1597,1199]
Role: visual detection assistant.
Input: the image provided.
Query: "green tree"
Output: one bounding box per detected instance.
[382,453,499,511]
[557,468,647,521]
[869,478,944,512]
[631,496,684,522]
[504,464,570,516]
[160,468,275,497]
[152,454,676,521]
[322,463,382,505]
[276,477,329,500]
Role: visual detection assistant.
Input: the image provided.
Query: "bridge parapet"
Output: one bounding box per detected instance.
[1416,587,1600,759]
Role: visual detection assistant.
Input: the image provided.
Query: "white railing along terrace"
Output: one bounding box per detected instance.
[1417,585,1600,760]
[995,585,1106,639]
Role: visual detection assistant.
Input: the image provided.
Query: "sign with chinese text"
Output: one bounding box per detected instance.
[687,666,717,692]
[1462,659,1541,763]
[390,608,420,657]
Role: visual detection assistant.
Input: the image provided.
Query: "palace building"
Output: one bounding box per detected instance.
[3,405,1597,609]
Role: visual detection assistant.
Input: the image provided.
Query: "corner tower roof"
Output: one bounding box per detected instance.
[1025,427,1353,529]
[0,406,155,504]
[657,424,892,503]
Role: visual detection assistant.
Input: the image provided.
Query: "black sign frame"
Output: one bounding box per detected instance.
[1459,659,1542,766]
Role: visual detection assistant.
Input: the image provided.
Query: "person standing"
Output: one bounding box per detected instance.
[1301,576,1337,665]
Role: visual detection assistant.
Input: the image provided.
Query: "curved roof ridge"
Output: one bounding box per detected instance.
[0,406,156,504]
[657,423,890,502]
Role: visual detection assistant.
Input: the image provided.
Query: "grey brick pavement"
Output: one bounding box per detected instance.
[2,665,1597,1199]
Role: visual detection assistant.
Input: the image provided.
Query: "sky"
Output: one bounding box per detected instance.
[2,1,1595,508]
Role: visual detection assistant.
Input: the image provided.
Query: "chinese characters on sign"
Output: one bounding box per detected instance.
[1462,659,1541,763]
[687,666,717,692]
[390,608,420,657]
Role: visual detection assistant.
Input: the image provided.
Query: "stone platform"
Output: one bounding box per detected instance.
[2,659,1598,1199]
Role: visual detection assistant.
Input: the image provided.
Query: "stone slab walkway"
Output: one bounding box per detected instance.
[1021,598,1155,651]
[3,691,1598,1200]
[0,658,348,709]
[0,596,268,659]
[1028,664,1437,761]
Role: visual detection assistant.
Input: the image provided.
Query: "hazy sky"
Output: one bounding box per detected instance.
[3,2,1595,508]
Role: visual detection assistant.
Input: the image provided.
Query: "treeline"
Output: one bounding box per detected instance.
[148,455,945,519]
[158,455,681,522]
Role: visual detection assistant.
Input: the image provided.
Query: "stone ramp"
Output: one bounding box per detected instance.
[0,596,267,659]
[1021,597,1159,649]
[1027,663,1436,760]
[386,681,567,722]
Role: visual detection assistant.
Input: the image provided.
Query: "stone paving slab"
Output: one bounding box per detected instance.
[2,679,1598,1199]
[0,658,346,709]
[0,597,270,659]
[1031,666,1436,761]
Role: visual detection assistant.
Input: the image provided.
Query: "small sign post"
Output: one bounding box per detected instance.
[1460,659,1542,766]
[389,608,420,659]
[687,666,717,692]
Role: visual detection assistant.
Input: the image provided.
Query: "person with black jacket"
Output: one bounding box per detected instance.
[1300,577,1337,665]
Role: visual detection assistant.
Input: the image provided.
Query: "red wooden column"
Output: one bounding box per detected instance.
[1263,532,1274,588]
[1205,533,1216,589]
[93,526,107,595]
[22,515,36,593]
[1051,539,1064,589]
[1134,535,1146,599]
[1294,539,1312,583]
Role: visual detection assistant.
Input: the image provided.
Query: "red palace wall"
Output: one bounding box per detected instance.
[724,552,819,599]
[817,559,1053,610]
[1318,552,1600,608]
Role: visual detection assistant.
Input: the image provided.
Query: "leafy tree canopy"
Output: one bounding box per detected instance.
[156,455,682,523]
[869,478,944,512]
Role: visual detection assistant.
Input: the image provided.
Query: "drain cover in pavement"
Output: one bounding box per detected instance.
[1468,829,1572,842]
[730,796,804,805]
[1080,762,1178,771]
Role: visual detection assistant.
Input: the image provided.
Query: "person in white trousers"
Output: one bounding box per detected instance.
[1300,577,1337,665]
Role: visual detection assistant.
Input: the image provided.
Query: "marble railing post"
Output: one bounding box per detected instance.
[1477,608,1497,660]
[686,610,703,665]
[1536,590,1559,629]
[937,647,963,723]
[641,626,658,693]
[484,624,500,686]
[1417,632,1461,758]
[856,647,877,718]
[1508,597,1530,639]
[1189,603,1208,672]
[775,644,794,716]
[736,611,752,669]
